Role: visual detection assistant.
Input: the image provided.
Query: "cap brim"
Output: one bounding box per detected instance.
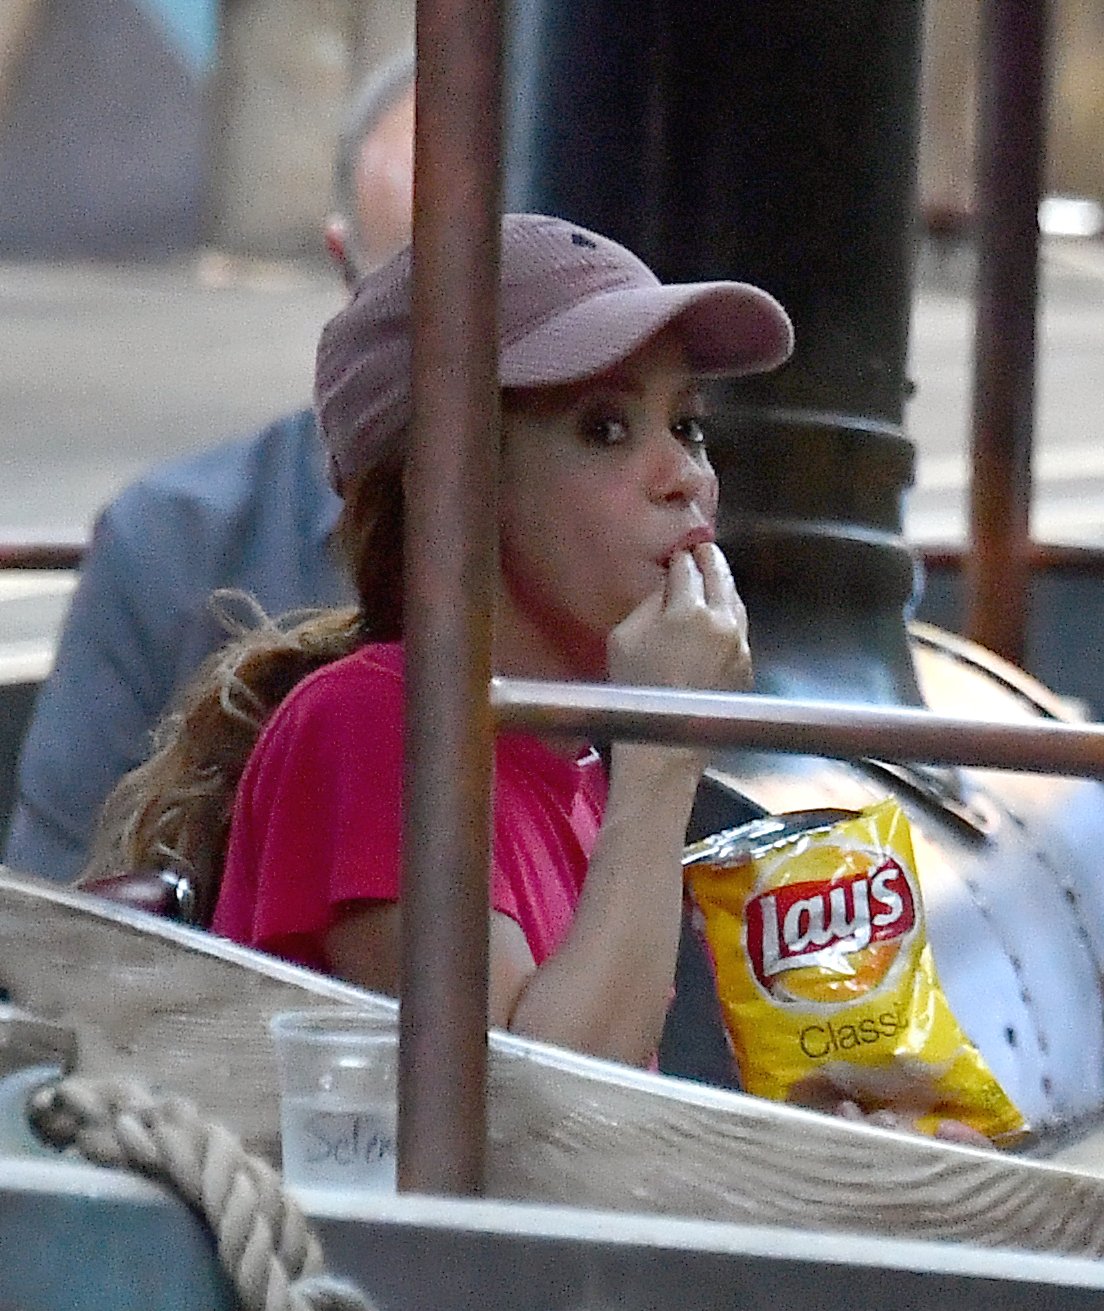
[500,281,794,389]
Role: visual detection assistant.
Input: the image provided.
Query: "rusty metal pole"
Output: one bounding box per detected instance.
[400,0,502,1193]
[491,679,1104,780]
[966,0,1050,663]
[0,544,83,570]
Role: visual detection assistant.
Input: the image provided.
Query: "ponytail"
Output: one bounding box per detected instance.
[80,452,406,922]
[80,598,364,922]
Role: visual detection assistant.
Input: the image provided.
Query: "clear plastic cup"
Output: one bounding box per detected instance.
[269,1010,398,1198]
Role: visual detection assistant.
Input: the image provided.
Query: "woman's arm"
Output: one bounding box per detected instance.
[502,741,701,1063]
[504,542,750,1063]
[327,542,750,1066]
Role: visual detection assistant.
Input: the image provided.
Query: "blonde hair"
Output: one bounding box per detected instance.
[80,457,404,920]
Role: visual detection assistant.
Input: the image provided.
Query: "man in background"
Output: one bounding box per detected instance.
[4,55,414,883]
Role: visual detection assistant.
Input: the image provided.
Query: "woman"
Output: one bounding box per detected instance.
[90,213,794,1069]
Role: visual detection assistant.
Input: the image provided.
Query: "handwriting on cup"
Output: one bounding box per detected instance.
[301,1109,395,1169]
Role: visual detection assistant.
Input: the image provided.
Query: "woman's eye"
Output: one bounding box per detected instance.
[582,413,629,446]
[673,416,706,447]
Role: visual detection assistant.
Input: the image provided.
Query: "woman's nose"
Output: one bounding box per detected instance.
[649,433,716,508]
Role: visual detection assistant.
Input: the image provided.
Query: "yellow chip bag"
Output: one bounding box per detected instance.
[684,798,1026,1143]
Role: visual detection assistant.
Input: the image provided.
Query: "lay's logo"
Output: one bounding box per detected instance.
[745,858,916,994]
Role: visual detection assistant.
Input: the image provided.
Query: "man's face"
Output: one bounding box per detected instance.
[353,85,415,271]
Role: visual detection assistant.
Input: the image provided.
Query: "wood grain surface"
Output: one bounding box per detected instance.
[6,867,1104,1256]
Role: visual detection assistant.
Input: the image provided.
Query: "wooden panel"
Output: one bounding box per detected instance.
[7,868,1104,1256]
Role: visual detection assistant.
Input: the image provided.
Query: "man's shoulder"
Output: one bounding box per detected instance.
[108,408,320,520]
[83,404,346,621]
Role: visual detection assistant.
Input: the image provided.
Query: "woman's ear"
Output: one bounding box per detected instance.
[323,215,359,289]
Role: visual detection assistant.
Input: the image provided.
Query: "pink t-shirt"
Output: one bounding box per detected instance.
[212,643,607,972]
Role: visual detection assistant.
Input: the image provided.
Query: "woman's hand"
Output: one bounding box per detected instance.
[788,1066,994,1150]
[832,1100,992,1149]
[608,542,752,693]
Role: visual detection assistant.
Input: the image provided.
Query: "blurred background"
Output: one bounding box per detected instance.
[0,0,1101,680]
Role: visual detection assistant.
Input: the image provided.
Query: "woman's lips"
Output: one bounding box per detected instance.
[657,525,716,566]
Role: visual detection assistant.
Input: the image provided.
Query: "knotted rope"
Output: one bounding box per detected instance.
[27,1075,375,1311]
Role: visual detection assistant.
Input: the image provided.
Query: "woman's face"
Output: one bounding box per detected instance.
[498,330,719,673]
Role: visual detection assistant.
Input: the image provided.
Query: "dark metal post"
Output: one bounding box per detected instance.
[401,0,502,1194]
[966,0,1050,664]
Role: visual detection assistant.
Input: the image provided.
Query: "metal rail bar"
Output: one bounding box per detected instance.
[925,543,1104,578]
[491,679,1104,780]
[966,0,1050,663]
[0,544,84,570]
[401,0,502,1194]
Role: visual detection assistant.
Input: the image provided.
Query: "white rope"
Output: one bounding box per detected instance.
[28,1076,376,1311]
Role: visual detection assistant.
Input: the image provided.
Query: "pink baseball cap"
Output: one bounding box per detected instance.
[315,212,794,486]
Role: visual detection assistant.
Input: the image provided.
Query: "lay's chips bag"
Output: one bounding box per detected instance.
[684,798,1026,1143]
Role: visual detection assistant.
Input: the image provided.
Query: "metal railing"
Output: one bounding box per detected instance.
[966,0,1049,665]
[399,0,501,1195]
[0,544,83,571]
[491,679,1104,780]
